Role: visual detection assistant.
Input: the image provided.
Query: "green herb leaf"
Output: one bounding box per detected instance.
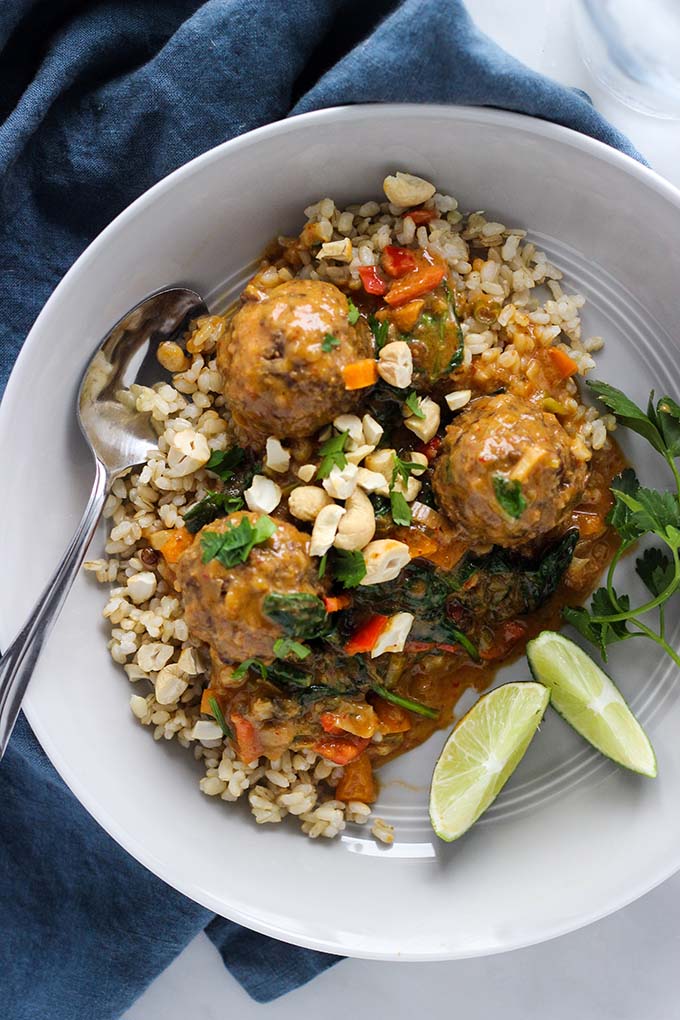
[207,696,233,738]
[588,381,666,454]
[318,553,327,578]
[183,491,244,533]
[369,493,392,518]
[607,468,644,542]
[564,588,632,661]
[368,314,389,351]
[316,430,350,479]
[232,658,268,680]
[331,548,367,589]
[262,592,329,639]
[493,475,527,519]
[636,546,675,597]
[656,396,680,457]
[205,446,246,481]
[390,490,412,526]
[200,515,276,568]
[273,637,311,660]
[372,683,439,720]
[391,454,421,489]
[405,391,425,419]
[347,298,360,325]
[611,481,680,540]
[321,333,340,353]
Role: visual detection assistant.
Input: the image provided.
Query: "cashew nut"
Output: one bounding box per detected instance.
[333,414,364,444]
[322,462,359,500]
[378,341,413,389]
[360,539,411,586]
[318,238,353,263]
[265,436,290,474]
[244,474,282,513]
[166,428,211,477]
[288,485,333,522]
[356,466,390,493]
[404,395,440,443]
[408,452,429,476]
[371,612,415,657]
[445,389,472,412]
[345,443,375,465]
[126,571,157,605]
[297,463,317,482]
[334,488,375,551]
[309,503,346,557]
[383,172,436,208]
[362,413,384,446]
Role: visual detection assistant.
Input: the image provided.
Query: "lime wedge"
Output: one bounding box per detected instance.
[430,681,549,842]
[527,631,656,778]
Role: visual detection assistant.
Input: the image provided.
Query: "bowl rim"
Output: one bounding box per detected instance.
[4,102,680,960]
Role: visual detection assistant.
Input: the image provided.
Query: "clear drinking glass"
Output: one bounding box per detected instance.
[573,0,680,119]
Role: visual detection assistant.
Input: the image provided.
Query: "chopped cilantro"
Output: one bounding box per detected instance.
[405,391,425,419]
[232,658,268,680]
[390,490,412,527]
[316,430,350,479]
[368,314,389,351]
[183,491,244,533]
[200,515,277,568]
[205,446,245,481]
[347,298,360,325]
[331,548,367,588]
[322,333,340,353]
[493,475,527,519]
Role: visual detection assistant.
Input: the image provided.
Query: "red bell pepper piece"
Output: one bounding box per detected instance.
[344,614,389,655]
[381,245,417,279]
[358,265,388,295]
[384,255,447,307]
[419,434,443,462]
[312,734,370,766]
[404,208,436,225]
[319,712,345,735]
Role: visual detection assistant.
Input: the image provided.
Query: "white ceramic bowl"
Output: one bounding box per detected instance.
[2,105,680,960]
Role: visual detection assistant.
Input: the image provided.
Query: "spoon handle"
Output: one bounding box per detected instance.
[0,458,109,758]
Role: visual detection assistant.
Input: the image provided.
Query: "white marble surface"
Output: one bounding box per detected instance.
[124,2,680,1016]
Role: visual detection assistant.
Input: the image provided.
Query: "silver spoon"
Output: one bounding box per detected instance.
[0,287,208,757]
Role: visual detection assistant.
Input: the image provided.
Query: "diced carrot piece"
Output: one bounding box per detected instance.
[335,754,377,804]
[548,347,579,379]
[344,614,389,655]
[369,695,412,734]
[342,359,378,390]
[384,254,447,307]
[159,526,193,564]
[312,734,369,766]
[404,208,436,225]
[230,713,263,763]
[391,298,424,332]
[200,688,217,715]
[323,594,351,613]
[358,265,388,295]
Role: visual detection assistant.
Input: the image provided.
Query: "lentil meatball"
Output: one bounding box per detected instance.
[176,512,324,663]
[432,392,587,548]
[217,279,372,444]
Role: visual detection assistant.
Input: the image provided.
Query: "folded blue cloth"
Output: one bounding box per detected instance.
[0,1,642,1016]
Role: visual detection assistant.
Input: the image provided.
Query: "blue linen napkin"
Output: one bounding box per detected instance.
[0,1,643,1016]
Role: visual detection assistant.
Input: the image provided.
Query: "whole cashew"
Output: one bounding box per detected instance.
[334,487,376,551]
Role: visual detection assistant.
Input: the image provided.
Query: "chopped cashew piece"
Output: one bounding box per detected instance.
[334,487,376,551]
[365,448,396,481]
[322,462,359,500]
[155,665,189,705]
[126,571,157,604]
[356,467,389,493]
[362,413,384,446]
[318,238,353,262]
[445,389,472,412]
[265,436,290,474]
[244,474,282,514]
[360,539,411,586]
[333,414,364,443]
[383,172,436,208]
[393,476,422,502]
[310,504,346,557]
[345,443,375,465]
[137,642,174,673]
[404,395,440,443]
[191,720,224,742]
[408,452,429,476]
[378,341,413,389]
[288,485,333,522]
[297,463,317,483]
[371,612,415,657]
[166,428,211,477]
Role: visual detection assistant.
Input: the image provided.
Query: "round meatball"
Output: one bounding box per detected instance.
[176,512,324,663]
[432,393,587,548]
[217,279,372,444]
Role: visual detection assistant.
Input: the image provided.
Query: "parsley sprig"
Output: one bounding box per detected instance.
[200,515,276,568]
[563,381,680,667]
[389,453,421,527]
[322,333,340,353]
[316,430,350,479]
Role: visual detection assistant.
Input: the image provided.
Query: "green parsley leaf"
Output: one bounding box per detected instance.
[205,446,246,481]
[200,515,276,568]
[232,658,268,680]
[405,391,425,419]
[391,454,421,489]
[207,696,233,738]
[316,430,350,479]
[588,381,666,454]
[564,588,632,661]
[331,548,367,589]
[273,637,311,660]
[321,333,340,353]
[183,491,244,533]
[611,482,680,540]
[636,546,675,597]
[368,314,389,351]
[262,592,328,639]
[607,468,644,542]
[493,475,527,519]
[390,490,412,526]
[656,395,680,457]
[347,298,360,325]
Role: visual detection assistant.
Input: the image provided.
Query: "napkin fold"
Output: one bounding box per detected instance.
[0,1,642,1016]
